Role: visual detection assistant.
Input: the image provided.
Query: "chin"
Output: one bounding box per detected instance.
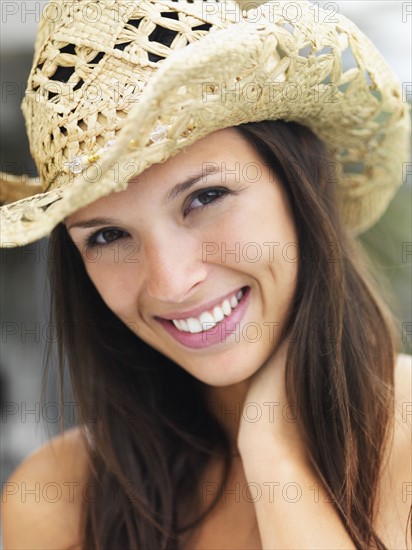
[178,347,268,388]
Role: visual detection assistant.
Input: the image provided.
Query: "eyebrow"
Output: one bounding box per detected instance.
[67,217,124,230]
[164,168,222,203]
[67,168,222,230]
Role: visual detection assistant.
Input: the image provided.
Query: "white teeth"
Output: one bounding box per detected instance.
[221,299,232,316]
[186,318,202,333]
[199,311,216,330]
[213,306,225,322]
[170,288,247,333]
[173,319,189,331]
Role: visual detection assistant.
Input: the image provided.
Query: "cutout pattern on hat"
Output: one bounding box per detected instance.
[0,0,409,245]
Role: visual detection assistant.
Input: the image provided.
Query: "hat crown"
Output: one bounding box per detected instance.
[23,0,223,191]
[0,0,409,245]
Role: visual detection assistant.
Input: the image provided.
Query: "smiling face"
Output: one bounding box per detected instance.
[65,127,298,387]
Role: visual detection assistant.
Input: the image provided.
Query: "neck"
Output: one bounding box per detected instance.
[202,379,251,454]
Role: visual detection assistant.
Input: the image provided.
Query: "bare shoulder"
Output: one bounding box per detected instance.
[1,426,89,549]
[394,352,412,410]
[392,352,412,479]
[374,353,412,548]
[392,353,412,462]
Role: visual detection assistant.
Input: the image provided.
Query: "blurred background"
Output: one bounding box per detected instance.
[1,1,411,541]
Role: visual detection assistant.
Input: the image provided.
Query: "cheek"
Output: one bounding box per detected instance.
[85,262,139,319]
[201,199,297,272]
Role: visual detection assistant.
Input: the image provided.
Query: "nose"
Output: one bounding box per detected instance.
[142,229,208,303]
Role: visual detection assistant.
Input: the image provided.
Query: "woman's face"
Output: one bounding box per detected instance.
[65,127,298,387]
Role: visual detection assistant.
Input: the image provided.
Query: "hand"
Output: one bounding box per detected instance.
[237,338,308,463]
[235,339,357,550]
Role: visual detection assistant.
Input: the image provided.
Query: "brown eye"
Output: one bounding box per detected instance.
[86,228,127,248]
[185,187,229,215]
[193,190,222,206]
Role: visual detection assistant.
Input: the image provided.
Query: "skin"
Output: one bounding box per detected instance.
[65,127,299,447]
[2,128,411,549]
[62,128,412,547]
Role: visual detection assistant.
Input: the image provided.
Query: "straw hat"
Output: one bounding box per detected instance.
[0,0,409,246]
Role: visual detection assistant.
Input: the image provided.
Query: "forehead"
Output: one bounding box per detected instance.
[64,127,260,222]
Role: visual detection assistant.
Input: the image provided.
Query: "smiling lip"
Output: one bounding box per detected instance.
[155,286,247,321]
[155,287,251,349]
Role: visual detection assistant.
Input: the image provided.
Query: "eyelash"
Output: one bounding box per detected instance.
[183,186,229,216]
[84,187,231,249]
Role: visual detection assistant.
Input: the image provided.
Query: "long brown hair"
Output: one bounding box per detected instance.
[45,120,402,548]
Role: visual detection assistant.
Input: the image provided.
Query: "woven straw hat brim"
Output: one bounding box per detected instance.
[0,0,410,247]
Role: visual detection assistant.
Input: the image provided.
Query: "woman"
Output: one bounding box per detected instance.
[1,1,411,548]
